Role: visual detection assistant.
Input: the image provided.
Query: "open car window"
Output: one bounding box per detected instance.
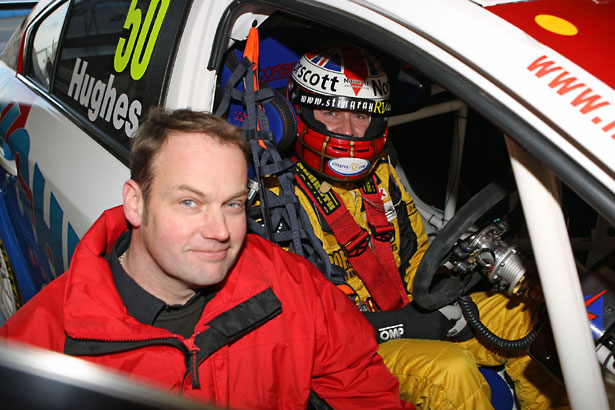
[211,6,615,396]
[213,7,613,265]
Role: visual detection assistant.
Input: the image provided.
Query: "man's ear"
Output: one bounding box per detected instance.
[123,179,144,228]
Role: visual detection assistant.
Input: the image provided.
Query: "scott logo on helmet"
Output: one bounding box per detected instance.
[293,62,340,93]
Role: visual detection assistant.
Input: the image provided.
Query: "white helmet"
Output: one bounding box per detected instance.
[288,42,390,182]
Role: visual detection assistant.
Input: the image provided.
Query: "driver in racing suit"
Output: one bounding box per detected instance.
[279,42,569,410]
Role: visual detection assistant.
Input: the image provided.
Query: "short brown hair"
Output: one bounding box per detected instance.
[130,107,250,207]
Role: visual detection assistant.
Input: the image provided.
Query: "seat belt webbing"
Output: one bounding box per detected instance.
[294,162,408,311]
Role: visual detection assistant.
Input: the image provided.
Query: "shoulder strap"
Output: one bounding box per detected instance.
[215,25,343,285]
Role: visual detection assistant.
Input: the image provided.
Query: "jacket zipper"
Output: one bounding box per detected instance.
[183,337,202,389]
[72,328,211,391]
[69,335,195,383]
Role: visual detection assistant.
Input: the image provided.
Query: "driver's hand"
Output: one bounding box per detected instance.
[438,303,473,342]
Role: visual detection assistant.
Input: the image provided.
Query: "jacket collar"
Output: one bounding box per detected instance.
[63,206,273,341]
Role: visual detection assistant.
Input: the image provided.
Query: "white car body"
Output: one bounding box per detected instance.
[0,0,613,407]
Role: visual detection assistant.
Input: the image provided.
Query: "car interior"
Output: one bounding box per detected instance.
[212,8,615,408]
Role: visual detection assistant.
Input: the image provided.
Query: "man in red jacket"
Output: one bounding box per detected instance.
[1,108,411,409]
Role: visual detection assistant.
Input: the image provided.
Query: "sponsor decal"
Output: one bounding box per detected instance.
[328,157,370,176]
[293,61,341,93]
[585,290,607,340]
[379,323,404,341]
[296,93,387,114]
[292,57,389,100]
[114,0,170,81]
[527,55,615,140]
[260,61,297,85]
[0,100,79,280]
[68,58,142,138]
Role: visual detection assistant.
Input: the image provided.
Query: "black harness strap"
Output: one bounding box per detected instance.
[215,46,343,285]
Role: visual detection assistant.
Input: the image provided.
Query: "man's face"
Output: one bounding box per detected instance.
[313,109,371,138]
[134,132,248,291]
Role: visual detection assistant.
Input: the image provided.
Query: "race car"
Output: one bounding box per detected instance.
[0,0,613,407]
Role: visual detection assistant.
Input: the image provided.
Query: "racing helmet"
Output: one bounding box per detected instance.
[287,42,390,182]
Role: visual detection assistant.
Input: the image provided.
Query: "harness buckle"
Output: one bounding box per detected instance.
[341,228,370,257]
[369,223,395,242]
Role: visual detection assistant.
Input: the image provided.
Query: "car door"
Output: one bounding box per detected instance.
[0,0,190,314]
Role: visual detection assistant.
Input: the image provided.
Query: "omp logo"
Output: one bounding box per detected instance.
[0,100,79,283]
[328,157,370,176]
[379,324,404,341]
[527,55,615,140]
[68,58,142,138]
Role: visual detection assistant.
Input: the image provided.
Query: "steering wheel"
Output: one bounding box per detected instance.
[412,181,509,311]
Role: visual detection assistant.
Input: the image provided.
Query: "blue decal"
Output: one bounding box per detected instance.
[33,164,65,280]
[0,99,81,301]
[585,291,606,340]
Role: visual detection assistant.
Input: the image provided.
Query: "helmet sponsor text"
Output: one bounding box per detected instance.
[297,94,388,115]
[292,59,388,100]
[328,157,370,176]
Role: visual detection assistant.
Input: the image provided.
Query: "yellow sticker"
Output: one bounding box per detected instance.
[114,0,170,80]
[535,14,578,36]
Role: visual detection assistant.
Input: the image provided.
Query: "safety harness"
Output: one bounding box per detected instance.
[215,25,343,286]
[294,163,409,311]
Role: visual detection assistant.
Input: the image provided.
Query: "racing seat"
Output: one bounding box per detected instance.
[216,27,515,410]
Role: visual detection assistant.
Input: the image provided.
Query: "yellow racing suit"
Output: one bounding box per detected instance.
[288,156,568,410]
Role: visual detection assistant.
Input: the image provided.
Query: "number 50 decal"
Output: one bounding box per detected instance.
[114,0,170,80]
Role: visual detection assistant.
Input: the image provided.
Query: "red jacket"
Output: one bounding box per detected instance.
[1,206,411,409]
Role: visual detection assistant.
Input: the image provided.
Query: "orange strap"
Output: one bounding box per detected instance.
[242,25,265,134]
[242,25,260,92]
